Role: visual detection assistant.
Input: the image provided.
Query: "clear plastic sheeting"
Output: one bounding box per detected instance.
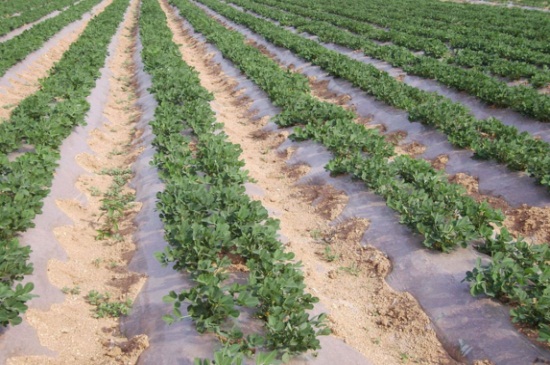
[188,2,550,363]
[195,1,550,208]
[227,1,550,143]
[0,10,63,43]
[121,10,372,365]
[0,0,109,86]
[282,139,550,364]
[0,8,126,361]
[462,0,550,12]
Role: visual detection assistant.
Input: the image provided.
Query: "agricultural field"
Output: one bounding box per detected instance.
[0,0,549,364]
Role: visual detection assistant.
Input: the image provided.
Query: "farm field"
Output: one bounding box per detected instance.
[0,0,549,364]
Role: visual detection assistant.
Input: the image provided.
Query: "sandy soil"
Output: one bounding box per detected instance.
[304,64,428,159]
[7,0,149,363]
[2,0,547,363]
[159,1,461,363]
[450,173,550,244]
[430,154,450,170]
[225,14,550,250]
[0,0,115,122]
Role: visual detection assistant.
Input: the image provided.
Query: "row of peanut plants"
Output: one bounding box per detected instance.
[0,0,78,37]
[240,0,550,89]
[310,0,550,57]
[0,0,129,327]
[0,0,59,17]
[138,0,329,363]
[195,0,550,190]
[174,0,550,343]
[0,0,102,77]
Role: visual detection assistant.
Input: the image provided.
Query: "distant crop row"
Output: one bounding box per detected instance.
[251,0,550,65]
[0,0,58,18]
[230,0,550,116]
[251,0,550,89]
[173,0,550,342]
[318,0,550,45]
[197,0,550,189]
[138,0,328,362]
[0,0,129,327]
[0,0,103,78]
[0,0,78,37]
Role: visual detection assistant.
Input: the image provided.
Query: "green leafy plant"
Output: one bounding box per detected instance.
[0,0,130,326]
[95,170,135,241]
[339,263,360,276]
[61,286,81,295]
[169,0,550,342]
[322,246,339,262]
[86,290,132,318]
[139,0,330,361]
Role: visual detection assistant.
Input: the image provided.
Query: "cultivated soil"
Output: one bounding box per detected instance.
[157,1,461,363]
[7,0,149,363]
[0,0,114,122]
[2,0,549,364]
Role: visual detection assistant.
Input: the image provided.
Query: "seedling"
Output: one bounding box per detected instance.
[322,246,339,262]
[95,171,135,242]
[310,229,323,241]
[109,149,124,157]
[61,286,81,295]
[100,168,132,176]
[89,186,101,197]
[339,263,360,276]
[91,258,103,268]
[86,290,132,318]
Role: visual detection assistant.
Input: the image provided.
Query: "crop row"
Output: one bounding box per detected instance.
[173,0,550,342]
[315,0,550,50]
[195,0,550,189]
[0,0,102,78]
[0,0,129,327]
[230,0,550,112]
[138,0,328,362]
[0,0,58,17]
[243,0,550,88]
[275,0,550,70]
[0,0,78,37]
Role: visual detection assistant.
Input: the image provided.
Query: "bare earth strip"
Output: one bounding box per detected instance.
[159,1,461,364]
[0,0,114,122]
[7,0,149,364]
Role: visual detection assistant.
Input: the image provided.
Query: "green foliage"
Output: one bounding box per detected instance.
[96,170,134,241]
[139,0,330,361]
[0,0,104,77]
[170,0,550,340]
[199,0,550,191]
[86,290,132,318]
[0,239,34,326]
[0,0,79,37]
[0,283,35,326]
[0,0,130,327]
[465,229,550,341]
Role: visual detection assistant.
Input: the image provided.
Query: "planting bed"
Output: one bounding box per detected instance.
[0,0,549,364]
